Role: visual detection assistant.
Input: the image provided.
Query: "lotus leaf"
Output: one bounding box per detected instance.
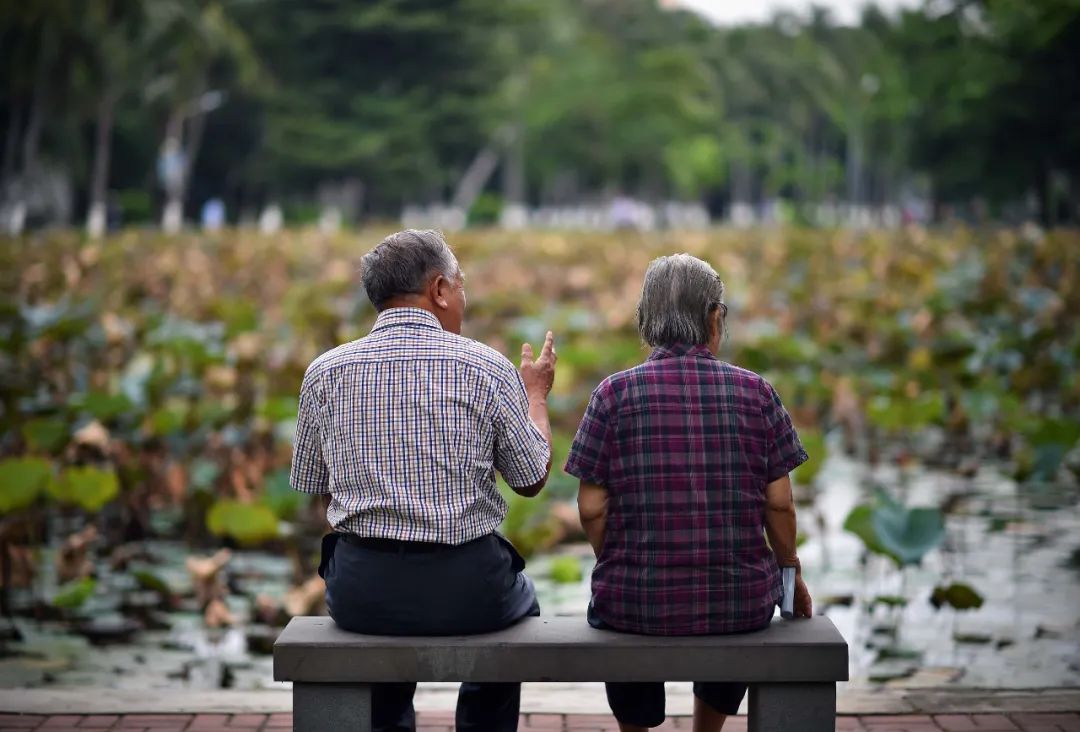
[260,469,308,519]
[207,500,279,545]
[871,491,946,567]
[22,418,69,453]
[549,556,583,584]
[930,582,984,610]
[792,429,825,486]
[0,456,52,513]
[47,466,120,512]
[53,577,97,609]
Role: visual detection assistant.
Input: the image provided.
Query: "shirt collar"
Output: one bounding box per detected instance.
[370,307,444,332]
[647,343,717,361]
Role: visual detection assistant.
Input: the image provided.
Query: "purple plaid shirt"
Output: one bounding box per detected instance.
[565,343,808,635]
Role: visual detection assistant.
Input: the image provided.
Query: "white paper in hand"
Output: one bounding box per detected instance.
[781,566,796,619]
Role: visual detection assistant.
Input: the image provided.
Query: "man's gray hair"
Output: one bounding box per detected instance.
[361,229,459,310]
[637,253,725,347]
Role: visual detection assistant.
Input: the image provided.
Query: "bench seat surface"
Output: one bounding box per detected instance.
[274,616,848,683]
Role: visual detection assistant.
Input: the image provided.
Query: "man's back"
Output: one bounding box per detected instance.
[291,307,550,545]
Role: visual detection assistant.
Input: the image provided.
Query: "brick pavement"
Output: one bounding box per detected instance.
[0,712,1077,731]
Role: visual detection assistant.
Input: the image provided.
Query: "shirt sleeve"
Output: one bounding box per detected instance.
[493,368,551,489]
[290,369,330,494]
[564,383,616,487]
[760,378,809,483]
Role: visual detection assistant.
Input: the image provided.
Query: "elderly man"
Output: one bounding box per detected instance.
[290,229,557,732]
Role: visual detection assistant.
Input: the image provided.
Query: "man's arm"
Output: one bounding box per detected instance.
[765,475,812,617]
[577,481,608,557]
[290,373,330,496]
[510,331,557,497]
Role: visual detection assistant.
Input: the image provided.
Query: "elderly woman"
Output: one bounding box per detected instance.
[565,254,813,732]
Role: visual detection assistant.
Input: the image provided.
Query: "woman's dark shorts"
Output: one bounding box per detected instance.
[588,604,762,727]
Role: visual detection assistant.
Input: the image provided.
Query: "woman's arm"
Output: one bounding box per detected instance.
[764,474,813,617]
[577,481,608,557]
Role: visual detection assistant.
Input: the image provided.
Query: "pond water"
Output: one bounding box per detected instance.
[1,449,1078,692]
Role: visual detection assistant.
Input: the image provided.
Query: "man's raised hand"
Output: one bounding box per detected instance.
[520,331,557,401]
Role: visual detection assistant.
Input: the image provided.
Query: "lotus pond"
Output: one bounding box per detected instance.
[0,227,1077,692]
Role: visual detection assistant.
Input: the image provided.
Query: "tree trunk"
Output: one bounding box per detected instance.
[1,101,22,190]
[846,105,864,220]
[160,109,185,233]
[500,122,526,229]
[21,54,48,177]
[86,89,117,239]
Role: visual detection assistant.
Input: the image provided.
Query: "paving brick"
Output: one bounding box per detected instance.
[838,718,868,731]
[936,715,1021,731]
[1011,714,1080,732]
[0,715,44,729]
[77,717,120,728]
[118,717,190,729]
[859,721,937,729]
[263,714,292,729]
[525,714,565,728]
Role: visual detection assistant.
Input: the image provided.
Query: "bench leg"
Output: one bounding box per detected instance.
[293,682,372,732]
[747,682,835,732]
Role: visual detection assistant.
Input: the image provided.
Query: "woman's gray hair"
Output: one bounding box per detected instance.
[637,254,725,347]
[361,229,459,310]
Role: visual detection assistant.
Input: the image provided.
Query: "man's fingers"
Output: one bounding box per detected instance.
[521,342,534,366]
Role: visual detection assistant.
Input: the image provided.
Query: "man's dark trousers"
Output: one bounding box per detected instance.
[320,532,540,732]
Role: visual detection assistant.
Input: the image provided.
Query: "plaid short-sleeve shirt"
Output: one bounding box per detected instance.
[565,343,808,635]
[290,307,550,545]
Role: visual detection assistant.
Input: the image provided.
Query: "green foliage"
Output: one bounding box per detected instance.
[549,556,583,584]
[53,578,98,610]
[930,582,984,611]
[844,489,945,567]
[866,392,945,433]
[22,418,69,453]
[132,569,172,595]
[207,500,279,545]
[2,0,1079,222]
[260,469,308,520]
[0,457,52,514]
[72,392,135,423]
[870,594,908,609]
[792,429,825,487]
[47,466,120,512]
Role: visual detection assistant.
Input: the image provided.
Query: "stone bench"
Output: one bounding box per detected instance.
[274,615,849,731]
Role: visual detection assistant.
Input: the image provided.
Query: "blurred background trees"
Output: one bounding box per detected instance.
[0,0,1077,230]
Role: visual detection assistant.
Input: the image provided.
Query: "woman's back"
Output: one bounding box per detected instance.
[566,343,807,635]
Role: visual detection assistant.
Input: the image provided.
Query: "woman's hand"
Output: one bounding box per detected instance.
[794,574,813,618]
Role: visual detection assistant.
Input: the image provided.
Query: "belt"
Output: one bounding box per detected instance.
[340,534,456,554]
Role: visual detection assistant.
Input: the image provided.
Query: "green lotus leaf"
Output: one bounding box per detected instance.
[207,500,279,545]
[260,468,308,519]
[0,456,53,514]
[930,582,984,610]
[22,417,69,453]
[47,465,120,512]
[53,577,97,609]
[549,556,583,584]
[871,496,945,567]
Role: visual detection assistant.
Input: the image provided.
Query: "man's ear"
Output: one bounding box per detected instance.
[430,274,450,310]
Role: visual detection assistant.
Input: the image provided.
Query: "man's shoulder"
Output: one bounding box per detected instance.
[303,339,365,380]
[302,332,516,384]
[446,333,518,383]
